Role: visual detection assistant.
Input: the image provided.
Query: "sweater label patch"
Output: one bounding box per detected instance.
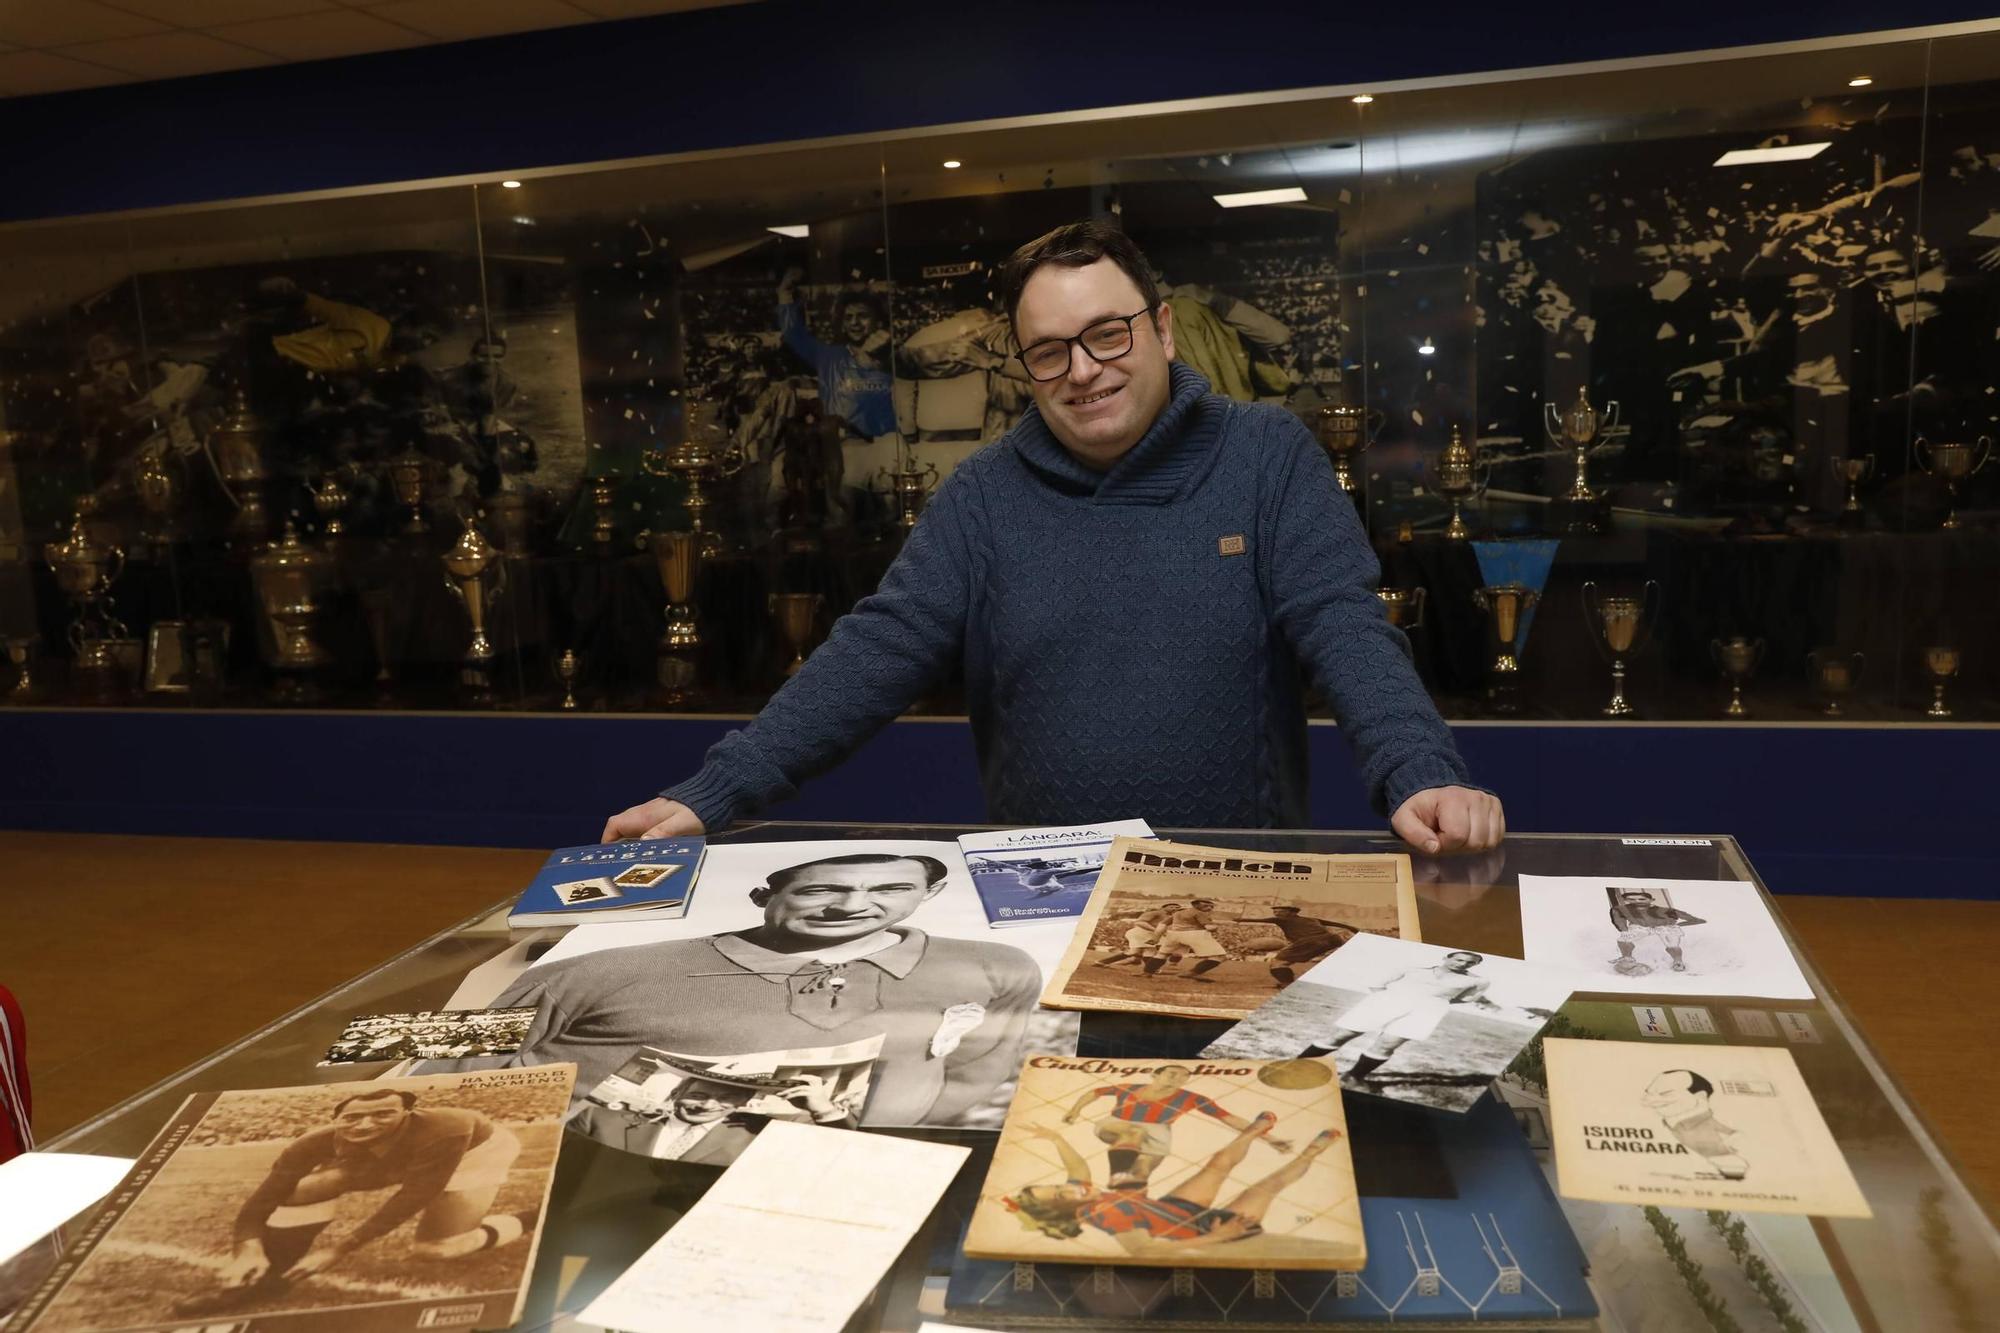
[1217,534,1246,556]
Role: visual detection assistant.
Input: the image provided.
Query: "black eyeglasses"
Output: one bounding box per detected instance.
[1015,306,1156,382]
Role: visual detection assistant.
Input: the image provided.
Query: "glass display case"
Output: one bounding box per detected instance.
[1,27,1995,722]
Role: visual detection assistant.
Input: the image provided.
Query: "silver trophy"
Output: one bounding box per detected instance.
[1807,648,1863,718]
[1922,645,1960,720]
[1916,435,1992,530]
[1710,636,1764,719]
[1583,581,1658,717]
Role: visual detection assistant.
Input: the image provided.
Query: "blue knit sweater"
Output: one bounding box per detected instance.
[666,364,1474,830]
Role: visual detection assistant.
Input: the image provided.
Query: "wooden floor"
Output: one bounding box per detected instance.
[2,832,1995,1216]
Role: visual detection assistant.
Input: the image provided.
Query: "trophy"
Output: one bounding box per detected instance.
[588,476,620,554]
[249,520,333,697]
[488,487,540,554]
[1922,645,1960,720]
[387,446,431,535]
[1434,426,1486,541]
[1582,580,1658,717]
[876,458,942,535]
[134,448,183,549]
[650,529,702,704]
[1829,453,1873,520]
[3,634,38,700]
[310,469,352,537]
[644,401,749,558]
[74,633,141,700]
[1709,636,1764,718]
[211,385,272,540]
[45,498,127,657]
[554,648,581,711]
[358,585,396,693]
[1916,435,1992,529]
[441,522,503,697]
[1470,583,1540,712]
[1376,586,1427,631]
[1314,403,1381,503]
[769,591,822,677]
[1807,648,1863,717]
[1546,387,1618,533]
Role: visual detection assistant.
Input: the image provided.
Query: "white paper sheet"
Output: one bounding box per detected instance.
[1518,874,1814,1000]
[577,1121,969,1333]
[0,1152,133,1266]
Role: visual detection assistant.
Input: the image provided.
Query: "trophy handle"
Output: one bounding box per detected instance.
[1914,435,1932,471]
[1581,580,1609,664]
[1974,435,1994,475]
[67,620,85,654]
[922,461,941,485]
[1543,401,1563,444]
[1365,408,1385,443]
[1634,579,1661,657]
[1849,650,1865,685]
[1408,586,1427,632]
[102,546,126,592]
[1600,400,1621,436]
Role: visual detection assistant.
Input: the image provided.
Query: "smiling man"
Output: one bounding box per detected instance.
[609,219,1502,852]
[463,853,1040,1126]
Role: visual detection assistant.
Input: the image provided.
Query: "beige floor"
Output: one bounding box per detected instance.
[1,831,1995,1216]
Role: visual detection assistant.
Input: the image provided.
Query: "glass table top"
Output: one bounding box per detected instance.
[6,825,1996,1331]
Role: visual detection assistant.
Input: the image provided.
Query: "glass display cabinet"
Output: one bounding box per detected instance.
[1,28,1995,723]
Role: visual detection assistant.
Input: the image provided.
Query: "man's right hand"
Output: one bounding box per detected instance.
[601,797,705,843]
[220,1244,270,1288]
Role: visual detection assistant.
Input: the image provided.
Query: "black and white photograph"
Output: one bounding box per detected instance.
[553,876,622,906]
[425,840,1082,1130]
[568,1036,880,1166]
[1519,875,1815,1000]
[318,1007,539,1066]
[611,863,679,889]
[4,1067,573,1333]
[1201,934,1572,1112]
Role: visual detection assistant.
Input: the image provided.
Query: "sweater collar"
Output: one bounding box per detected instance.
[710,927,926,981]
[1008,362,1222,504]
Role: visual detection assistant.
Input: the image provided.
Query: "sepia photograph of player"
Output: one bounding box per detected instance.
[7,1066,575,1333]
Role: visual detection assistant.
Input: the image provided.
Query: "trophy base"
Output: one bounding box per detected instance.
[1602,698,1636,718]
[1723,696,1749,719]
[1820,700,1846,718]
[1927,703,1954,720]
[1551,496,1604,537]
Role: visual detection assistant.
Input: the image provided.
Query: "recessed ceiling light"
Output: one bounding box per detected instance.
[1213,186,1308,209]
[501,179,522,189]
[1351,94,1374,105]
[942,159,962,169]
[767,224,809,238]
[1713,143,1831,166]
[1848,75,1873,87]
[1417,337,1437,355]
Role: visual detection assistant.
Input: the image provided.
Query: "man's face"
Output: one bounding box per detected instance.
[753,858,941,944]
[1863,249,1911,291]
[1014,258,1175,471]
[1191,900,1216,912]
[332,1096,410,1145]
[840,302,881,346]
[1444,952,1481,972]
[1153,1066,1191,1089]
[670,1081,745,1124]
[1641,1071,1706,1118]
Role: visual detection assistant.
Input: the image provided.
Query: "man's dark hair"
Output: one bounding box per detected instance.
[838,290,887,327]
[767,852,950,893]
[1273,905,1302,913]
[334,1089,417,1116]
[996,219,1163,334]
[1445,950,1486,965]
[1665,1069,1714,1098]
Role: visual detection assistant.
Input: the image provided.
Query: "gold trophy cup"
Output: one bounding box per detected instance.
[554,648,581,711]
[1922,645,1960,720]
[644,403,750,559]
[1710,636,1764,718]
[310,469,352,537]
[211,385,272,539]
[1314,404,1378,503]
[650,529,702,704]
[1376,586,1428,631]
[1470,583,1540,712]
[46,498,129,662]
[1916,435,1992,529]
[387,447,431,535]
[770,591,822,677]
[1545,386,1619,505]
[587,476,620,554]
[1829,453,1873,519]
[1582,580,1659,717]
[1807,648,1863,718]
[877,459,942,533]
[250,520,332,699]
[3,634,39,700]
[441,522,503,696]
[1434,425,1486,541]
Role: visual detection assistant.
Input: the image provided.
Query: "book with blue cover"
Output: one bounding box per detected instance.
[506,837,706,927]
[959,821,1154,928]
[944,1092,1596,1327]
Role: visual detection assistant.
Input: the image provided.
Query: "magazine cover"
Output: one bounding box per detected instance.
[318,1007,537,1066]
[1201,935,1572,1113]
[4,1065,576,1333]
[948,1094,1595,1326]
[567,1036,881,1165]
[959,820,1155,928]
[962,1054,1364,1272]
[506,836,705,927]
[1518,875,1814,1000]
[1039,838,1419,1021]
[1544,1038,1869,1217]
[422,840,1083,1131]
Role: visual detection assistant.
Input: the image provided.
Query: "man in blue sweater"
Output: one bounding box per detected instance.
[607,220,1503,853]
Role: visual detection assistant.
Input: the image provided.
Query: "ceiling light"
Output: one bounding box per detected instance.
[1848,76,1873,87]
[501,179,522,189]
[767,224,809,238]
[1351,94,1374,105]
[1213,186,1308,209]
[1713,143,1831,166]
[1417,337,1436,356]
[942,159,962,169]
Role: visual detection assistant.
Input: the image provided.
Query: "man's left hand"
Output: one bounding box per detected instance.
[1391,787,1505,855]
[282,1246,345,1281]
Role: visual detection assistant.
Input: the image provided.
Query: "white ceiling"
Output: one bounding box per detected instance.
[0,0,751,97]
